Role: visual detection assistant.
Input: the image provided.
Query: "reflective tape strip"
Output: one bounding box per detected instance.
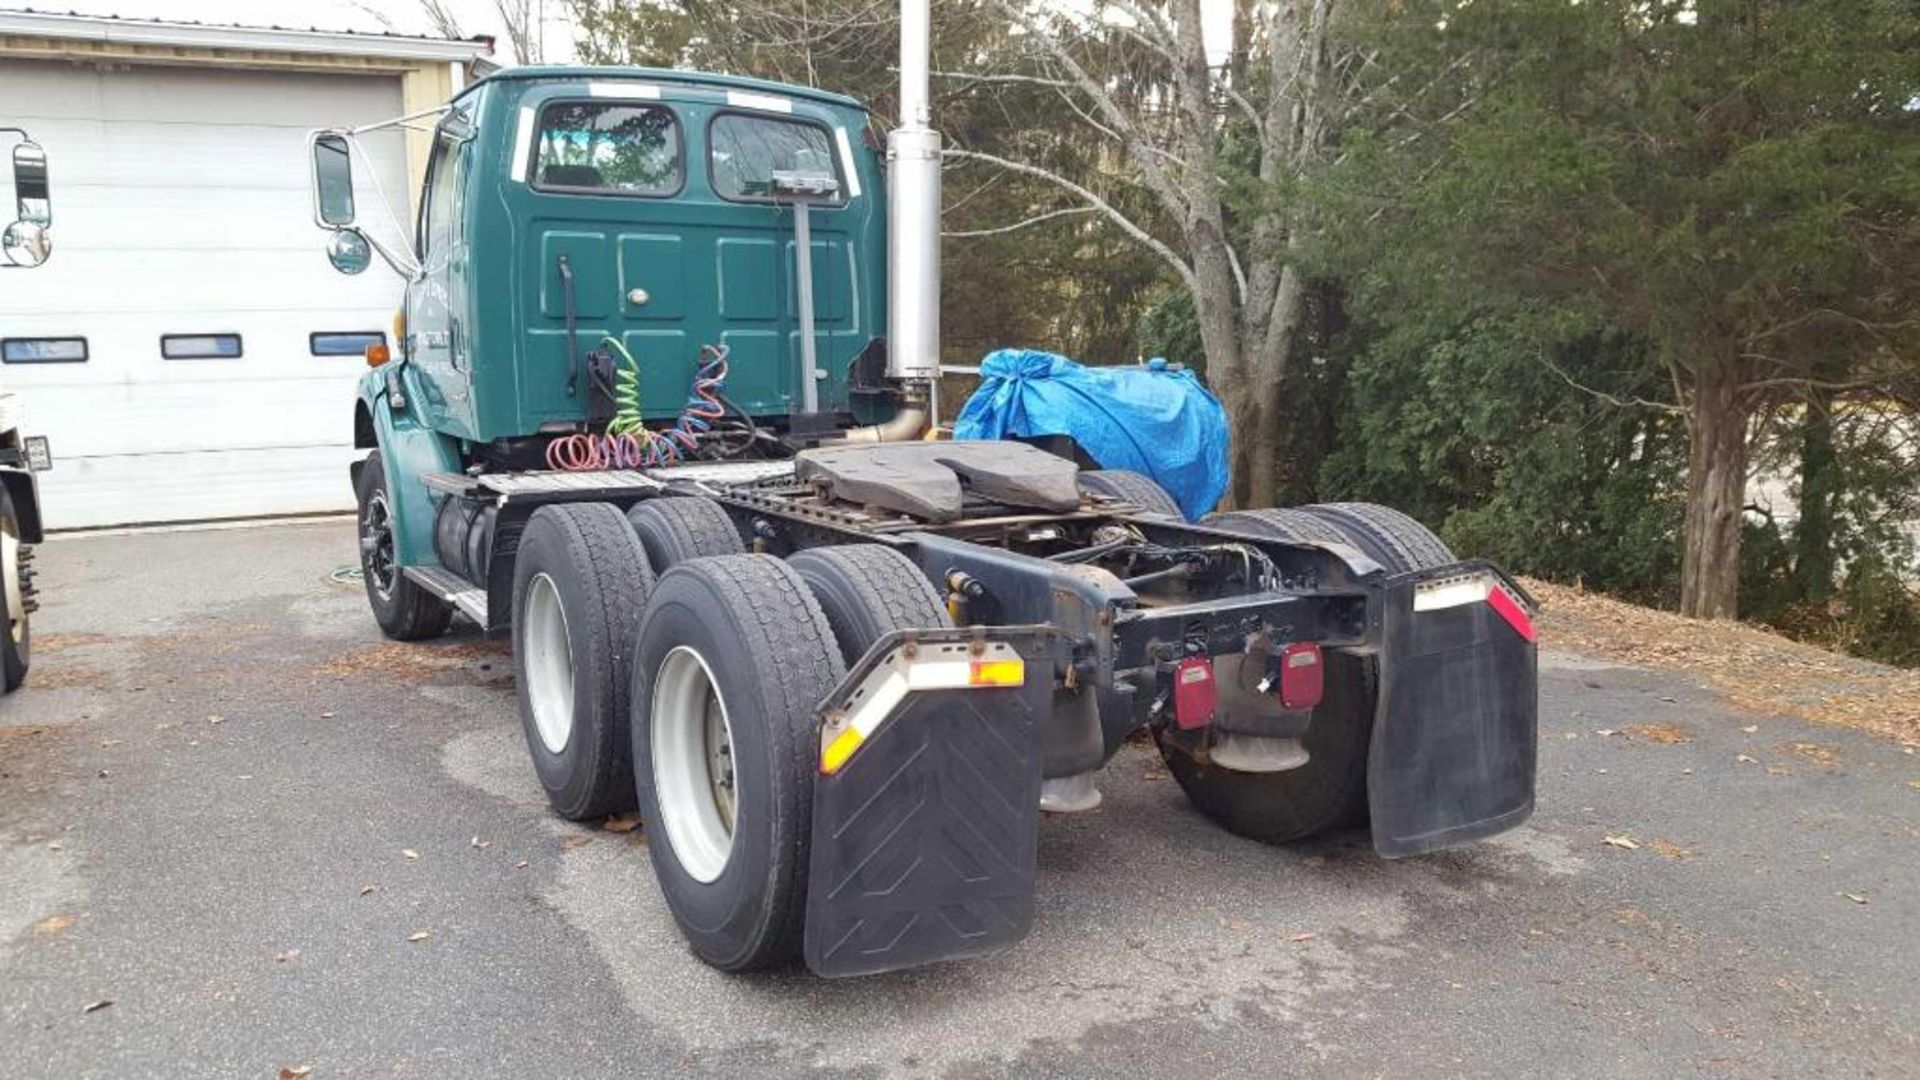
[1413,577,1490,612]
[509,104,535,183]
[1485,582,1538,642]
[835,126,862,198]
[590,82,660,99]
[726,90,793,113]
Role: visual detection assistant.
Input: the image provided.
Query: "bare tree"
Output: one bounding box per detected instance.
[493,0,544,64]
[356,0,466,40]
[943,0,1343,507]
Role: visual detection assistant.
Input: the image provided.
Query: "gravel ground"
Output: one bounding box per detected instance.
[1,519,1916,1079]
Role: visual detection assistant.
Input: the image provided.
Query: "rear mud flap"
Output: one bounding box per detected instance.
[804,631,1055,977]
[1370,563,1539,858]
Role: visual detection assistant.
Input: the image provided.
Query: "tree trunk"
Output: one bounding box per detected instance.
[1792,381,1838,605]
[1187,223,1249,509]
[1244,264,1309,507]
[1678,365,1750,619]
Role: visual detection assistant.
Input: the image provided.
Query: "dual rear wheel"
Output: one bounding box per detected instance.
[510,494,942,969]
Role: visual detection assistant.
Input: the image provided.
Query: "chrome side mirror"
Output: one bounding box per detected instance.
[13,142,48,225]
[2,220,50,267]
[4,141,51,268]
[327,229,372,275]
[312,132,356,227]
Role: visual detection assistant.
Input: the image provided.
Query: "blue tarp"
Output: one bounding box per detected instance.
[953,349,1229,521]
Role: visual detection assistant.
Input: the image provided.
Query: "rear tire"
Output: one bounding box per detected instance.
[1160,501,1453,842]
[1158,651,1375,843]
[625,497,745,572]
[786,545,949,664]
[1295,502,1455,572]
[631,554,845,971]
[1,485,30,693]
[1079,469,1182,517]
[1202,507,1349,546]
[512,502,655,821]
[355,450,454,641]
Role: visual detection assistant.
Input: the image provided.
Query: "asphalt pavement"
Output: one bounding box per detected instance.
[1,519,1915,1078]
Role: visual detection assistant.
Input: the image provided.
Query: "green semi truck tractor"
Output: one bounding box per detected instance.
[309,0,1541,977]
[1,128,54,693]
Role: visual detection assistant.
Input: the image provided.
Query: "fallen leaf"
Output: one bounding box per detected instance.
[275,949,301,964]
[1287,932,1316,943]
[1647,839,1693,860]
[358,884,377,897]
[401,849,419,860]
[1740,725,1758,734]
[470,836,491,850]
[406,931,432,943]
[32,914,77,936]
[279,1066,313,1079]
[1622,723,1691,745]
[1766,765,1792,776]
[1221,918,1250,932]
[1602,835,1640,850]
[561,835,594,850]
[1788,742,1840,767]
[1301,856,1326,869]
[601,814,641,834]
[1843,892,1868,905]
[1907,780,1920,792]
[82,999,113,1014]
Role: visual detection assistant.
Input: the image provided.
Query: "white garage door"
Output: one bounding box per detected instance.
[0,60,413,529]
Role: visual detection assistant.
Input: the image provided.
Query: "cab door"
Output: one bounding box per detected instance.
[406,120,477,437]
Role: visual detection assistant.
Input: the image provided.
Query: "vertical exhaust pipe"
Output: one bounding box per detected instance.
[886,0,941,384]
[836,0,939,443]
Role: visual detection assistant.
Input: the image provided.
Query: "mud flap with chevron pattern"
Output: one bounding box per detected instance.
[803,631,1055,977]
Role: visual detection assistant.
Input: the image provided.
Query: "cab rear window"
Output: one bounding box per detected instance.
[534,102,681,196]
[709,114,843,203]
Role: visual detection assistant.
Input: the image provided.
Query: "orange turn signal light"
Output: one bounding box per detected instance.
[365,341,392,368]
[968,658,1025,687]
[820,727,865,775]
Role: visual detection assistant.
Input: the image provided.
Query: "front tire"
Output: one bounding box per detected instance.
[355,450,454,641]
[512,502,655,820]
[631,554,845,971]
[1,485,31,693]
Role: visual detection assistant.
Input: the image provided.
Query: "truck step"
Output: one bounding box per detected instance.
[404,565,488,625]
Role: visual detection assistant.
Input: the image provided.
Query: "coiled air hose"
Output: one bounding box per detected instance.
[544,340,732,471]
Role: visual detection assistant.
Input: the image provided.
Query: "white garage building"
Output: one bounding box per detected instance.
[0,10,491,528]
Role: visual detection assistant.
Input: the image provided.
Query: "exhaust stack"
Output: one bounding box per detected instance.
[885,0,941,382]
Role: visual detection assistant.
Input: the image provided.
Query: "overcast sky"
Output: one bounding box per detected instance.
[31,1,1235,70]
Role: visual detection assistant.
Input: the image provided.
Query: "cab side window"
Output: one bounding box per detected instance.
[534,103,681,196]
[420,134,462,266]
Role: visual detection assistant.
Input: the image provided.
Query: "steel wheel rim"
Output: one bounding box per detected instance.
[360,489,398,600]
[523,573,575,754]
[652,645,736,883]
[0,523,20,644]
